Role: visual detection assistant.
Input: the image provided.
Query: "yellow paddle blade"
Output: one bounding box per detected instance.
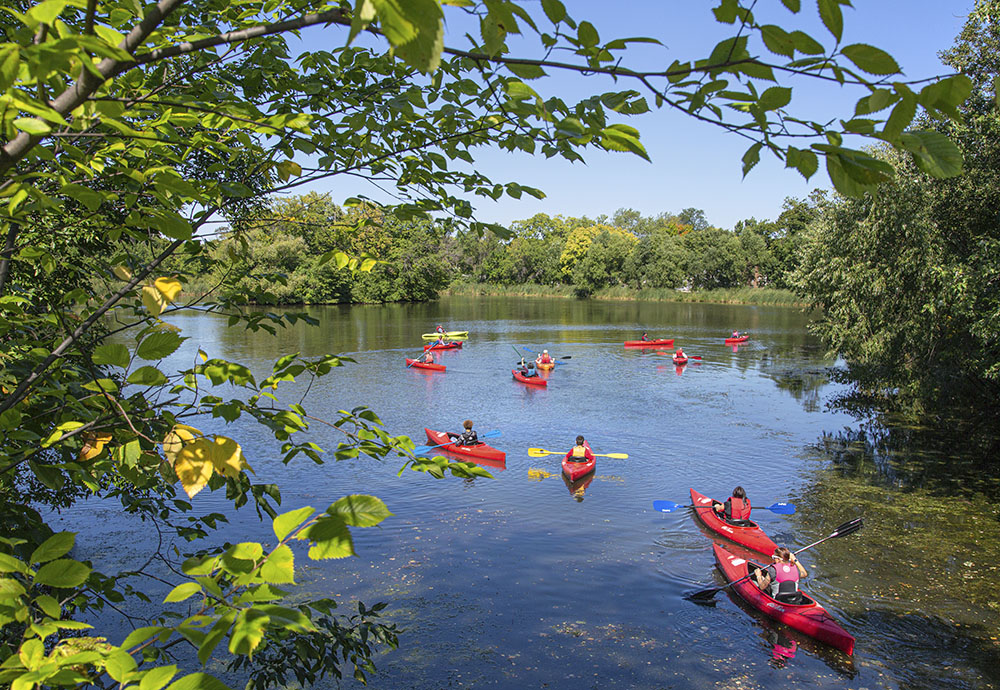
[595,452,629,459]
[528,448,559,457]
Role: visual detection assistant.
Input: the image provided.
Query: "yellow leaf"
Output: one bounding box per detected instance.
[206,435,247,478]
[112,266,132,280]
[198,349,207,362]
[142,286,166,316]
[174,437,215,498]
[79,432,113,462]
[163,424,201,463]
[154,277,182,302]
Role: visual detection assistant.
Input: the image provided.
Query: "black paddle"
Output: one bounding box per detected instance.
[520,345,571,360]
[684,517,864,603]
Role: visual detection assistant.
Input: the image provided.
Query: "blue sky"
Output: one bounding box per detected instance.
[297,1,971,230]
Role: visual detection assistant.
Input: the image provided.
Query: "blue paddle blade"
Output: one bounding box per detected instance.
[766,502,796,514]
[653,500,681,513]
[521,346,536,353]
[480,429,502,438]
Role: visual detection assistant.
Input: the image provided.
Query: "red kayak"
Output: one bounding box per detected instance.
[423,341,463,351]
[673,355,688,365]
[423,428,506,462]
[405,358,445,371]
[690,488,778,555]
[624,339,674,347]
[725,335,749,344]
[512,369,547,386]
[562,441,596,480]
[713,543,855,656]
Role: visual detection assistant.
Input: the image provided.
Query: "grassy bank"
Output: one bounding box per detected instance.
[443,281,808,306]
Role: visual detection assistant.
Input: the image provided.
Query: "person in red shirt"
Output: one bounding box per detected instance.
[564,435,595,463]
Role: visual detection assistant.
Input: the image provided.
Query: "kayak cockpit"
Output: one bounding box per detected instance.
[746,561,816,607]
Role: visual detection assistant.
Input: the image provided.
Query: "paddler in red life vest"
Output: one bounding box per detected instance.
[754,546,808,602]
[674,347,686,360]
[447,419,479,446]
[538,350,553,365]
[640,331,649,341]
[732,330,740,338]
[436,325,445,334]
[564,435,594,463]
[420,350,435,364]
[713,486,751,523]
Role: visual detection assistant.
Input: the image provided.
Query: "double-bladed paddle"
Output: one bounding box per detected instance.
[656,351,702,360]
[652,499,796,515]
[528,447,629,459]
[412,429,501,456]
[684,517,864,603]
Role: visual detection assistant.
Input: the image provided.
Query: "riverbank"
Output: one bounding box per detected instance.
[443,281,808,306]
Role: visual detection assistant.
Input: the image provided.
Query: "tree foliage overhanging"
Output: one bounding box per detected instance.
[0,0,976,688]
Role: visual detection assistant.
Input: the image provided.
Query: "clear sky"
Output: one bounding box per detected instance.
[296,1,972,230]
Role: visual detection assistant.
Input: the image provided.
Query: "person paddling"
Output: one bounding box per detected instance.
[433,334,448,347]
[537,349,553,365]
[754,546,808,603]
[436,325,445,334]
[732,330,741,338]
[420,350,435,364]
[517,357,538,377]
[447,420,480,446]
[675,347,686,360]
[713,486,751,524]
[640,331,650,342]
[564,435,595,464]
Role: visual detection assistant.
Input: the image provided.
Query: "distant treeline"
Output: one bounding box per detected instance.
[205,196,820,304]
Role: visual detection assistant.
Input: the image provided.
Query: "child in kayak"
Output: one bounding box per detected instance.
[674,347,686,360]
[436,325,445,334]
[754,546,808,603]
[516,357,538,377]
[641,332,649,341]
[564,436,595,463]
[420,350,435,364]
[713,486,751,524]
[732,330,740,338]
[447,420,479,446]
[537,350,553,365]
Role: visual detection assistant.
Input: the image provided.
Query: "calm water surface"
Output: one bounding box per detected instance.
[62,297,1000,690]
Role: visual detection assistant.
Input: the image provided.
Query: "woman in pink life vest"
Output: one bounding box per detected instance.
[713,485,751,523]
[754,546,808,602]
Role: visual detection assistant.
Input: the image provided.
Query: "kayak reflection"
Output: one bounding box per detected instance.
[562,471,594,501]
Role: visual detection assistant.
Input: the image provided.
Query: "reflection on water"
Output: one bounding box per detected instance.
[77,296,1000,690]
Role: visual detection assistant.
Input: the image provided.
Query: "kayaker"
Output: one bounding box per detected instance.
[754,546,808,603]
[675,347,686,359]
[641,332,649,341]
[538,350,553,365]
[420,350,435,364]
[517,357,538,377]
[447,419,479,446]
[433,335,447,347]
[436,325,445,334]
[713,486,751,523]
[564,436,595,463]
[732,330,741,338]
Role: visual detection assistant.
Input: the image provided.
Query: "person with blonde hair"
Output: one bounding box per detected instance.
[754,546,808,603]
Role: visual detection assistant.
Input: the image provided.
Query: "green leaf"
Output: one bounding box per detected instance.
[60,183,105,212]
[882,94,916,141]
[105,649,138,683]
[841,43,900,75]
[789,30,824,55]
[577,20,599,47]
[507,62,546,79]
[781,0,801,11]
[742,142,762,177]
[121,626,164,651]
[540,0,566,23]
[899,130,963,178]
[136,331,186,360]
[82,378,118,393]
[93,343,130,368]
[817,0,843,42]
[373,0,444,72]
[758,86,792,111]
[228,609,269,655]
[301,515,355,559]
[272,506,315,541]
[326,494,393,527]
[259,544,295,584]
[30,532,75,564]
[164,582,202,603]
[128,366,168,386]
[760,24,795,57]
[0,552,27,574]
[139,665,179,690]
[34,594,60,617]
[13,117,52,135]
[164,672,233,690]
[33,558,91,588]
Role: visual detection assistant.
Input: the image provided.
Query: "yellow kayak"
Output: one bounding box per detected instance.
[421,331,468,340]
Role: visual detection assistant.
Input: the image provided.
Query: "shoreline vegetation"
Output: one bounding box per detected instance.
[443,281,808,307]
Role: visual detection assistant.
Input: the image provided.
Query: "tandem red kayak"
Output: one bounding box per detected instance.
[423,341,463,351]
[423,428,506,462]
[690,488,778,555]
[624,339,674,347]
[713,543,855,656]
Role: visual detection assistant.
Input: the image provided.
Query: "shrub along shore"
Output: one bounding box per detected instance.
[443,281,807,307]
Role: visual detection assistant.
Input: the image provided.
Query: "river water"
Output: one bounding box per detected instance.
[68,296,1000,689]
